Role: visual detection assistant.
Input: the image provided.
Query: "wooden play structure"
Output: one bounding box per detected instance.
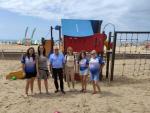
[43,39,52,56]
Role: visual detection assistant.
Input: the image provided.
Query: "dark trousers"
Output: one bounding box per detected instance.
[52,68,64,91]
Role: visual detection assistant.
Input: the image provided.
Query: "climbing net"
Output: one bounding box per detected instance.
[113,32,150,77]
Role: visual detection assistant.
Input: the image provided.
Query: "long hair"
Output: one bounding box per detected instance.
[38,45,46,56]
[78,50,87,61]
[26,47,36,60]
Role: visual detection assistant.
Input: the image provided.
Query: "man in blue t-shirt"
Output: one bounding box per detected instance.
[49,46,65,94]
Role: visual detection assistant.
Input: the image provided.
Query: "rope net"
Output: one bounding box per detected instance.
[113,32,150,77]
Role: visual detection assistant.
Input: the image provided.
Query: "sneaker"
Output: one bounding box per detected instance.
[31,92,35,96]
[55,90,59,93]
[24,93,28,97]
[61,90,66,94]
[46,91,50,95]
[83,89,87,93]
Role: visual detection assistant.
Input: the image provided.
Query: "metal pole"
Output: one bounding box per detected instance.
[110,32,117,81]
[50,26,54,53]
[106,32,111,78]
[59,26,61,48]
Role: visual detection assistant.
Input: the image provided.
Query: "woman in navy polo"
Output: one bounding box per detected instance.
[89,50,105,94]
[21,47,37,96]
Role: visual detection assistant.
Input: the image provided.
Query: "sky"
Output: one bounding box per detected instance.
[0,0,150,40]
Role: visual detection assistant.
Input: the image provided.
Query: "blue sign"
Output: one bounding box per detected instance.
[61,19,102,37]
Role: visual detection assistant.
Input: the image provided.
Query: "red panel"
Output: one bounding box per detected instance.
[64,33,106,52]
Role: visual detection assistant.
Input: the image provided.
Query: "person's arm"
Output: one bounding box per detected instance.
[62,54,66,69]
[86,58,89,67]
[48,54,53,74]
[48,63,52,77]
[22,64,25,76]
[47,59,51,73]
[36,56,39,77]
[73,54,76,72]
[21,55,26,76]
[77,59,80,73]
[62,54,66,81]
[99,57,105,69]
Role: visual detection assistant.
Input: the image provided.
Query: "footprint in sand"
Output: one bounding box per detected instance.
[107,106,122,113]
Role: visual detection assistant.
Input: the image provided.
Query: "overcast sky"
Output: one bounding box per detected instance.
[0,0,150,40]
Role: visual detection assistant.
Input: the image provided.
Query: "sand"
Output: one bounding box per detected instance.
[0,59,150,113]
[0,44,38,52]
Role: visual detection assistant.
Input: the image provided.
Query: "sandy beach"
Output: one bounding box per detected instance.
[0,0,150,112]
[0,44,38,52]
[0,59,150,113]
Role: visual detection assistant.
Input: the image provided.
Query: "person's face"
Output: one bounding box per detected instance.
[91,53,96,58]
[29,48,34,55]
[68,49,72,54]
[81,53,85,58]
[54,48,59,54]
[39,46,44,53]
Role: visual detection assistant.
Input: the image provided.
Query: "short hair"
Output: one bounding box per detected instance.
[53,45,59,50]
[91,50,97,54]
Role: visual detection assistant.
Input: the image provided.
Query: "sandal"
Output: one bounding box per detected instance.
[80,89,84,92]
[83,89,87,93]
[92,92,97,94]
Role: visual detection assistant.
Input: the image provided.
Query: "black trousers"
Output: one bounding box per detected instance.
[52,68,64,91]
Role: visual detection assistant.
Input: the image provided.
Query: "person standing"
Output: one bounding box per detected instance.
[89,50,105,94]
[78,51,89,93]
[37,45,50,94]
[21,47,37,96]
[49,46,65,94]
[65,47,76,91]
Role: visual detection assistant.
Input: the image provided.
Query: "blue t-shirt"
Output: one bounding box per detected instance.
[49,53,65,68]
[79,58,89,71]
[21,55,36,73]
[89,57,105,74]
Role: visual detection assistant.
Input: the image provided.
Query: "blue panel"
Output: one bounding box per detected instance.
[61,19,94,37]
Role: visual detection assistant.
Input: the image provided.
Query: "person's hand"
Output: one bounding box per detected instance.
[101,64,104,69]
[23,72,26,77]
[48,71,52,78]
[37,72,40,78]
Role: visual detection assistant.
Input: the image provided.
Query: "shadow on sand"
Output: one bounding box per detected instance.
[31,90,87,99]
[106,75,150,86]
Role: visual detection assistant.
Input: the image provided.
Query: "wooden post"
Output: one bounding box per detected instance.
[110,32,117,81]
[50,26,54,54]
[106,32,111,79]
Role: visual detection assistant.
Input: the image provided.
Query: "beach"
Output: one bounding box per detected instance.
[0,44,38,52]
[0,59,150,113]
[0,0,150,112]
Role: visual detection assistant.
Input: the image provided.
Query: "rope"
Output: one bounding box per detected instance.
[114,32,150,77]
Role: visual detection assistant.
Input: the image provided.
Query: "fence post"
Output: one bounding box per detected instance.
[50,26,54,53]
[1,49,5,59]
[106,32,111,79]
[110,32,117,81]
